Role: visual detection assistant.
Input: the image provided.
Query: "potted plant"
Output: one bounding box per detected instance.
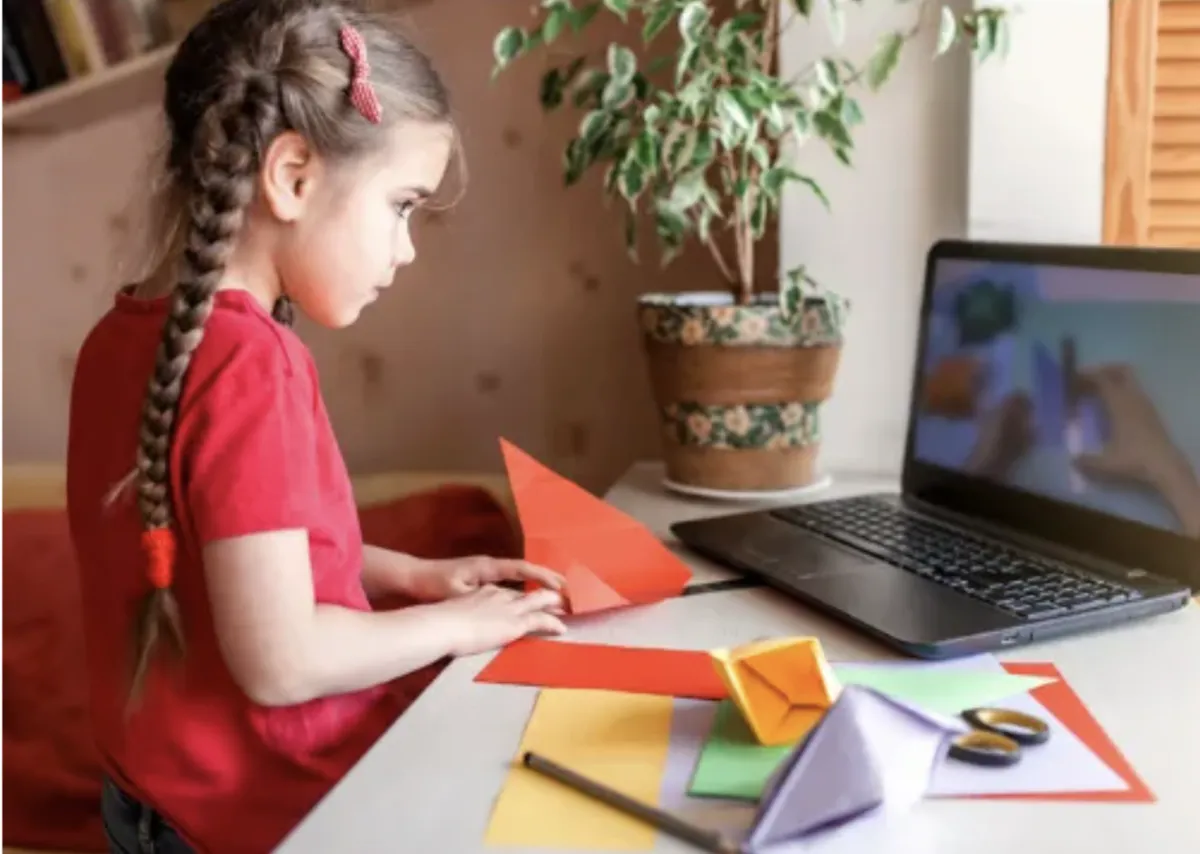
[492,0,1010,492]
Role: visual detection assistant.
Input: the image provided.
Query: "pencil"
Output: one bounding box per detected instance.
[521,751,742,854]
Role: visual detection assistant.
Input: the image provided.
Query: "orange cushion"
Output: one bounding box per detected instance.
[2,484,519,852]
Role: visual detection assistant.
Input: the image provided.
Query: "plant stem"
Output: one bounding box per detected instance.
[704,234,737,284]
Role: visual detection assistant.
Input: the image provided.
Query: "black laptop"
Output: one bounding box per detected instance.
[671,239,1199,658]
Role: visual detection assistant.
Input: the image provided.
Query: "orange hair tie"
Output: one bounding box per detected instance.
[142,528,177,590]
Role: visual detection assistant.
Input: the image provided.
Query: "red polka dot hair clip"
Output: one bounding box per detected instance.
[340,25,382,124]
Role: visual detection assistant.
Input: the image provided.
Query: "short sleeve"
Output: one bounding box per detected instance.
[175,339,322,545]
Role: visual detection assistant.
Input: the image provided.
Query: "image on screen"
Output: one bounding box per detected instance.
[912,257,1200,539]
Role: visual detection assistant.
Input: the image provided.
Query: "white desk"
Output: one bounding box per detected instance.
[278,463,1200,853]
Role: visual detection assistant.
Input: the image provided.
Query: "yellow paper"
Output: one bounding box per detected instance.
[710,637,841,746]
[485,688,674,850]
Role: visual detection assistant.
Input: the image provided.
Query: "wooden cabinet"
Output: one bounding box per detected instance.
[1105,0,1200,247]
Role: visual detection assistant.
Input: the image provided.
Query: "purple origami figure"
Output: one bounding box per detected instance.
[742,686,966,853]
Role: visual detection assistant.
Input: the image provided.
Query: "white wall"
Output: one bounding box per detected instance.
[779,0,1110,477]
[967,0,1111,243]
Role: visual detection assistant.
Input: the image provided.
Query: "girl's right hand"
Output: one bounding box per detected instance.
[440,585,567,656]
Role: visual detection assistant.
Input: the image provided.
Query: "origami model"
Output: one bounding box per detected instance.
[499,438,693,616]
[710,637,841,746]
[743,685,966,853]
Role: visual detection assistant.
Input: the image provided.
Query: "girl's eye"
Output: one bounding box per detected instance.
[394,200,416,219]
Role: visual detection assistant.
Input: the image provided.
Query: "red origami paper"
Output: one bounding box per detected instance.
[499,438,693,615]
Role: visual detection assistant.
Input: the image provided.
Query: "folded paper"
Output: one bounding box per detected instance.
[499,438,693,615]
[689,665,1059,800]
[711,637,841,746]
[744,685,966,853]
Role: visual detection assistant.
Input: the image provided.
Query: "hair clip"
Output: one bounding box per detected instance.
[340,25,382,124]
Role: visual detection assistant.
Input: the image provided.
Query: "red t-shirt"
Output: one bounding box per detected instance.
[66,289,404,853]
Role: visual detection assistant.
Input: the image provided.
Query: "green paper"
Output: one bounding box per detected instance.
[687,666,1055,801]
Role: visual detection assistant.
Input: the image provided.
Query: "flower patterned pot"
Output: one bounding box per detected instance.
[637,290,845,491]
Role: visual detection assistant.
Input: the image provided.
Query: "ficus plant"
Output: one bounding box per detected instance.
[492,0,1011,320]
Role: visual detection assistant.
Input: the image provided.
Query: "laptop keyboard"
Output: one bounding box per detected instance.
[771,496,1143,621]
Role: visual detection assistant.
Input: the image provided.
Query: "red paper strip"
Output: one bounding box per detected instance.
[475,637,725,699]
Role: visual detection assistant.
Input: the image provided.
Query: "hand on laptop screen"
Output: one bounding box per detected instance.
[914,259,1200,539]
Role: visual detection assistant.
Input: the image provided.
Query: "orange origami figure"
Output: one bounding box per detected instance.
[711,637,842,746]
[499,438,693,615]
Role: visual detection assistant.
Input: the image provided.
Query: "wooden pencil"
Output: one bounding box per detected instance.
[521,751,742,854]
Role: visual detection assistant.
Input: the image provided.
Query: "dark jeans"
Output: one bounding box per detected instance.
[101,778,194,854]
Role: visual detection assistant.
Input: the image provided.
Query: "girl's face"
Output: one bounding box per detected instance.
[274,120,455,328]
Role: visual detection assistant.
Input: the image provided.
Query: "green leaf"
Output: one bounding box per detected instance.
[676,42,699,87]
[579,109,610,142]
[794,174,831,209]
[839,96,863,127]
[540,68,563,109]
[790,0,814,15]
[572,2,601,31]
[619,159,647,203]
[666,127,697,173]
[815,58,839,94]
[564,138,588,185]
[604,0,631,21]
[822,0,845,45]
[602,78,636,109]
[492,27,525,69]
[633,129,658,171]
[543,7,569,43]
[607,43,637,83]
[643,4,674,42]
[866,31,905,90]
[669,171,707,210]
[750,191,769,238]
[679,1,709,42]
[792,109,812,140]
[936,6,958,56]
[691,126,715,170]
[814,110,852,149]
[716,91,752,133]
[571,69,609,108]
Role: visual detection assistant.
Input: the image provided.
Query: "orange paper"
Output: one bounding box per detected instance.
[476,638,728,699]
[499,438,692,615]
[711,637,841,746]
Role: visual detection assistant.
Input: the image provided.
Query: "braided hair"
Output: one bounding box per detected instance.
[126,0,451,703]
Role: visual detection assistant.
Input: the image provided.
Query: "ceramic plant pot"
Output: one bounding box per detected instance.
[637,290,844,492]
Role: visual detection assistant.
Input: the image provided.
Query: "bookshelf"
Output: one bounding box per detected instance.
[3,42,177,135]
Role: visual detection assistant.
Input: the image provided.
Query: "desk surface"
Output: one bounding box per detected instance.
[278,463,1200,853]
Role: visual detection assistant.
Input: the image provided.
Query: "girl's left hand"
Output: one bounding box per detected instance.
[408,555,566,603]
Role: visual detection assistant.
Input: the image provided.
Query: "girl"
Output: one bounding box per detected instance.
[65,2,566,852]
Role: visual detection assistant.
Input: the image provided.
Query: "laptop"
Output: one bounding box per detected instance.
[671,239,1199,658]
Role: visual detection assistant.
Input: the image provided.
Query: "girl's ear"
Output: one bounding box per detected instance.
[260,130,321,223]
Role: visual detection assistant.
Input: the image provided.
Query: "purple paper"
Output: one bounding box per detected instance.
[743,687,965,853]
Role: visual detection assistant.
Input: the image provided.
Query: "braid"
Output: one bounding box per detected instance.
[128,68,285,704]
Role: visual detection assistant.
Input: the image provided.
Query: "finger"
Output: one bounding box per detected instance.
[523,611,568,637]
[494,559,566,590]
[516,588,565,614]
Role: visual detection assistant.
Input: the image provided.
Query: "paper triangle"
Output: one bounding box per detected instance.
[498,438,692,612]
[560,559,631,614]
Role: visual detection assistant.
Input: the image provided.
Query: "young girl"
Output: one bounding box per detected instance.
[65,2,566,852]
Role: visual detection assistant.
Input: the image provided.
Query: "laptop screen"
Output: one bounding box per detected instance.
[911,251,1200,542]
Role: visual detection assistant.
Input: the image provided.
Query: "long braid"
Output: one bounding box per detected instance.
[121,0,453,705]
[128,67,285,704]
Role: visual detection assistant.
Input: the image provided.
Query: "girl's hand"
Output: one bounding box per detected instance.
[440,586,567,656]
[409,555,567,603]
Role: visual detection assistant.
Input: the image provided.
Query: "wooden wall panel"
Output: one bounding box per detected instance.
[1150,0,1200,247]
